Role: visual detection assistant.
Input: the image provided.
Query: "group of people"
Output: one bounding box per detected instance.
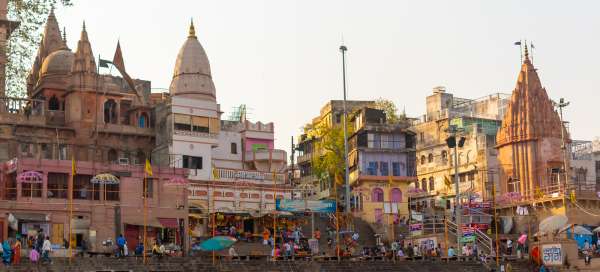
[2,229,52,267]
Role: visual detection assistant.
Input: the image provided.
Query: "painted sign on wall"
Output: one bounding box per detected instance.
[542,243,563,266]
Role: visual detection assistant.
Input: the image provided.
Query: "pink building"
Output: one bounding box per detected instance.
[0,158,188,253]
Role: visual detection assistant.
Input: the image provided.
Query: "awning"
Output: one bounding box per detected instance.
[189,214,207,219]
[124,217,162,228]
[12,213,48,222]
[158,218,179,229]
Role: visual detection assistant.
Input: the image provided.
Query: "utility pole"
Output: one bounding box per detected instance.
[557,98,570,215]
[340,44,351,216]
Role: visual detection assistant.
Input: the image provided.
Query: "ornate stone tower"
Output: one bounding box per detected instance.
[0,0,19,97]
[496,44,569,197]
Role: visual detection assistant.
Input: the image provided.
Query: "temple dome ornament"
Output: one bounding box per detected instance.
[169,19,216,101]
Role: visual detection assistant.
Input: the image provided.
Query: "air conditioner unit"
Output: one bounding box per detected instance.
[118,158,129,165]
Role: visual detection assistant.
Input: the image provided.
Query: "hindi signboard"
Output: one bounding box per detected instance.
[542,243,563,266]
[276,199,336,213]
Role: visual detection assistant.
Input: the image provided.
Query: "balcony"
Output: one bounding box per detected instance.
[245,149,286,163]
[214,168,287,184]
[97,123,154,137]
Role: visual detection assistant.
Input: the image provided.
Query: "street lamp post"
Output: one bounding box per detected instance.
[446,125,464,255]
[339,45,351,217]
[556,98,570,216]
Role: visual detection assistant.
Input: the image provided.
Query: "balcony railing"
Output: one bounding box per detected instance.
[245,149,286,162]
[214,168,287,183]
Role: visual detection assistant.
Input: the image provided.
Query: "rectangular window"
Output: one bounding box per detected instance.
[58,144,67,160]
[143,178,153,198]
[459,173,466,183]
[335,113,342,124]
[468,172,475,181]
[392,162,401,176]
[174,114,191,131]
[183,155,203,169]
[380,162,389,176]
[192,116,209,133]
[367,162,378,175]
[21,183,42,198]
[106,183,120,201]
[48,173,68,199]
[230,143,237,154]
[373,134,381,148]
[74,174,93,200]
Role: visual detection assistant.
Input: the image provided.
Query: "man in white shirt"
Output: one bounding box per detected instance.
[42,236,52,263]
[506,239,513,255]
[228,246,238,260]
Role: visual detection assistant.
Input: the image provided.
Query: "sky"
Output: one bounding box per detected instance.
[54,0,600,151]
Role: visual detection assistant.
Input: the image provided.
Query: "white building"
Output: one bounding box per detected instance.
[154,21,290,238]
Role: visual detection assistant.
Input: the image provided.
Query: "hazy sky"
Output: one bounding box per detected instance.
[55,0,599,151]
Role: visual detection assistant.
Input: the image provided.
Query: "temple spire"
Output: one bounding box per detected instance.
[524,41,529,60]
[188,18,196,39]
[72,21,96,74]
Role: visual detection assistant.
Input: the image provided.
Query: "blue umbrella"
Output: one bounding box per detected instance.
[195,236,237,251]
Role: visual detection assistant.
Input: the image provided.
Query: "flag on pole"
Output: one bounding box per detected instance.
[71,155,76,175]
[444,176,452,188]
[98,58,112,68]
[144,159,153,177]
[212,167,219,180]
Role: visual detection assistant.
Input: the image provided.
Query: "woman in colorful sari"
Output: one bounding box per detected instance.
[12,236,21,265]
[2,239,12,265]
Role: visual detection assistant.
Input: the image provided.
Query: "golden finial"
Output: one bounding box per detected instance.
[524,40,529,59]
[82,21,86,32]
[188,18,196,38]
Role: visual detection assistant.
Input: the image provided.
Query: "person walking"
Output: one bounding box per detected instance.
[41,236,52,264]
[12,236,21,265]
[36,229,44,252]
[116,234,126,258]
[2,239,12,266]
[262,228,271,246]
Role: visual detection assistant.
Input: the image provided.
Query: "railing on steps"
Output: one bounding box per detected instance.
[445,219,493,255]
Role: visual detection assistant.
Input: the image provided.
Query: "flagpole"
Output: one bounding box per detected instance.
[68,157,75,262]
[143,173,147,264]
[272,171,277,262]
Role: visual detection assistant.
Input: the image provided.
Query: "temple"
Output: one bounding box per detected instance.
[496,44,570,199]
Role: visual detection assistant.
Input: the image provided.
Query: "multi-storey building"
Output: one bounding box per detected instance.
[296,100,374,200]
[411,86,510,211]
[348,107,416,240]
[0,8,290,254]
[152,22,290,240]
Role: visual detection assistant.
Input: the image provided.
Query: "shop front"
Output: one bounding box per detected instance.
[124,217,184,254]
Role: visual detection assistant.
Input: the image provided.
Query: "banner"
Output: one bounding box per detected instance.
[276,199,336,213]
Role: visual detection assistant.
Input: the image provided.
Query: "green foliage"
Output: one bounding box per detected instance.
[310,121,352,187]
[374,98,402,124]
[6,0,72,97]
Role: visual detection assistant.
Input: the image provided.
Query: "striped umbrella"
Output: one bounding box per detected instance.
[90,173,120,185]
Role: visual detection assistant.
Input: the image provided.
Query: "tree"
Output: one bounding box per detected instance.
[310,121,353,190]
[6,0,72,97]
[374,98,403,124]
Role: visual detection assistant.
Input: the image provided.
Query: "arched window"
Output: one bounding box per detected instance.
[139,112,149,128]
[466,151,471,164]
[414,181,419,189]
[108,149,118,162]
[441,150,448,162]
[428,153,433,163]
[48,95,60,111]
[371,188,384,202]
[421,178,427,191]
[429,177,435,191]
[420,155,426,165]
[391,188,402,203]
[104,99,118,124]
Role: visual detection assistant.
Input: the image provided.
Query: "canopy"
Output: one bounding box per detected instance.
[593,226,600,233]
[194,236,237,251]
[17,171,43,183]
[538,215,568,233]
[559,225,592,236]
